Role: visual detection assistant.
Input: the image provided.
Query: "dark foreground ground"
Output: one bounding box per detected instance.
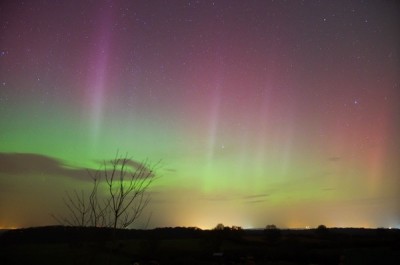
[0,226,399,265]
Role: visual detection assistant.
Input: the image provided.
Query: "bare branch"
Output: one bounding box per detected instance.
[53,152,158,230]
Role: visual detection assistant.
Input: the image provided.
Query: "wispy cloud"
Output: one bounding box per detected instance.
[245,199,267,204]
[242,193,269,204]
[243,194,270,200]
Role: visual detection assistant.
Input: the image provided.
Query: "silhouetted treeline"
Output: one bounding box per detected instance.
[1,225,399,245]
[0,226,207,245]
[1,226,399,265]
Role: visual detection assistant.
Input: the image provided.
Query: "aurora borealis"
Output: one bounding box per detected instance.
[0,0,399,229]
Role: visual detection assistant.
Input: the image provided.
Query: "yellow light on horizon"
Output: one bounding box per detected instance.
[0,226,18,230]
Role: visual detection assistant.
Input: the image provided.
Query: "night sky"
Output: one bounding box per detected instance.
[0,0,399,229]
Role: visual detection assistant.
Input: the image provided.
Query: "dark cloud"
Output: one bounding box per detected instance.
[0,152,155,181]
[101,155,158,178]
[0,152,90,181]
[112,158,143,169]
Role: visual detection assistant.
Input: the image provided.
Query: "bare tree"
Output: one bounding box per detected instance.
[52,190,91,226]
[104,155,156,229]
[87,170,111,228]
[53,152,158,229]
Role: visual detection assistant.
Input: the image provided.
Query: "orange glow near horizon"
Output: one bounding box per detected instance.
[0,226,18,230]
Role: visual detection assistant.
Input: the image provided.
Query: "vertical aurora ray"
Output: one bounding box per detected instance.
[83,5,114,152]
[86,45,109,148]
[204,84,222,180]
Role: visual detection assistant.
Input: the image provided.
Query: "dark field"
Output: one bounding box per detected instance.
[0,226,399,265]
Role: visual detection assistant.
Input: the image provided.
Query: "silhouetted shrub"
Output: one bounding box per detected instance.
[316,224,329,237]
[264,224,282,242]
